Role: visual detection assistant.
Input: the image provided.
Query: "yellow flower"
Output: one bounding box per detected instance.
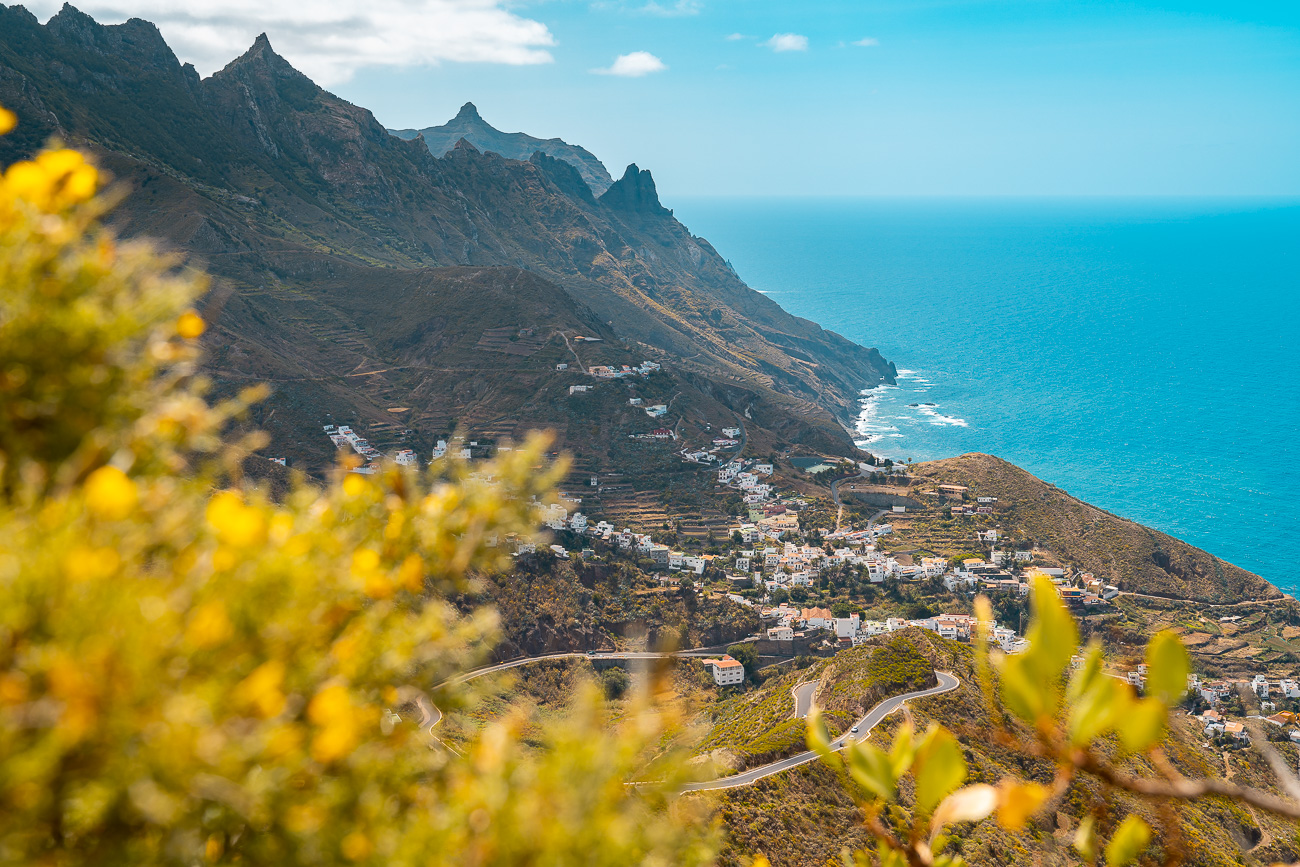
[398,553,424,592]
[84,466,138,521]
[0,105,15,135]
[177,310,207,339]
[233,660,286,718]
[63,546,121,582]
[187,601,234,648]
[341,832,372,861]
[206,491,267,548]
[308,684,360,763]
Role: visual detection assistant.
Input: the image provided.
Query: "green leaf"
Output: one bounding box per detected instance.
[806,707,834,761]
[1065,640,1105,705]
[913,726,967,816]
[1104,815,1151,867]
[888,721,916,780]
[1117,696,1167,753]
[1069,675,1132,747]
[846,740,897,802]
[999,653,1045,723]
[1025,572,1079,683]
[1146,631,1190,706]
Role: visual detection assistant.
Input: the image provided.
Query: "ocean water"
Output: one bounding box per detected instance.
[671,197,1300,593]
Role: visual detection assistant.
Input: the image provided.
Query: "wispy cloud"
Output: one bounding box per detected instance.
[591,51,667,77]
[26,0,556,85]
[724,32,746,41]
[764,33,808,53]
[640,0,700,16]
[853,37,880,47]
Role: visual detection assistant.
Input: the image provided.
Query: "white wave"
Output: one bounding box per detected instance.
[917,405,969,427]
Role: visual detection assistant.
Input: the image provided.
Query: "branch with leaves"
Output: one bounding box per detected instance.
[806,575,1300,866]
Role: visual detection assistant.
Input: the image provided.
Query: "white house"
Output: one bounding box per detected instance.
[703,656,745,686]
[834,615,860,639]
[767,626,794,641]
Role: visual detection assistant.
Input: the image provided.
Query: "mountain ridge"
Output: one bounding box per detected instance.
[0,4,895,466]
[391,100,615,194]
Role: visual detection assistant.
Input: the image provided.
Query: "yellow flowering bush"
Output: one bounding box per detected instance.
[0,113,716,865]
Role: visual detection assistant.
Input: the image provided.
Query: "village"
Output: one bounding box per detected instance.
[317,413,1290,749]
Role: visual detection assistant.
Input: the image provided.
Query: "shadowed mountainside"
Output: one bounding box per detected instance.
[0,4,895,468]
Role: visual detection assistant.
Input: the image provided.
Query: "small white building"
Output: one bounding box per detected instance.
[703,656,745,686]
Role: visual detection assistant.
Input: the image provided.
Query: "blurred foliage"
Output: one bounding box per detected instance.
[0,120,717,864]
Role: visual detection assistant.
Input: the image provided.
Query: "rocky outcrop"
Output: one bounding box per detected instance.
[598,163,672,219]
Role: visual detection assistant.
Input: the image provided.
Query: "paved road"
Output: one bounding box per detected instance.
[680,672,960,792]
[792,681,819,719]
[440,648,749,687]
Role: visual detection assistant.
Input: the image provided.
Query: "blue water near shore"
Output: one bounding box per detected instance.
[671,197,1300,593]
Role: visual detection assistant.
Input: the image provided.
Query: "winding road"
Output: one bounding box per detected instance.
[429,651,959,794]
[792,680,819,719]
[681,672,960,792]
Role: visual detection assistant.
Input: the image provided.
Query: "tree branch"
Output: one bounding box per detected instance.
[1079,752,1300,819]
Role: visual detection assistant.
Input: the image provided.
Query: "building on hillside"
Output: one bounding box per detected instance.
[834,615,860,638]
[767,625,794,641]
[703,656,745,686]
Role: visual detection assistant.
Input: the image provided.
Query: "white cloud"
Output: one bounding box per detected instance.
[724,32,745,41]
[591,51,667,77]
[853,37,880,47]
[764,33,808,53]
[26,0,556,85]
[640,0,700,16]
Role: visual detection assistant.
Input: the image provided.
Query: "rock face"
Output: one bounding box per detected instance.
[0,6,896,455]
[599,164,671,218]
[391,101,616,194]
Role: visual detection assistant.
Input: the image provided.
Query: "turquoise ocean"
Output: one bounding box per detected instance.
[672,197,1299,594]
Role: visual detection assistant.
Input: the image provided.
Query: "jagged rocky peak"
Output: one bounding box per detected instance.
[599,163,670,217]
[391,100,615,195]
[455,102,483,122]
[452,137,479,153]
[43,3,179,72]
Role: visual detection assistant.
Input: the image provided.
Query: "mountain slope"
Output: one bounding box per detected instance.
[909,453,1279,603]
[391,101,614,194]
[0,5,895,458]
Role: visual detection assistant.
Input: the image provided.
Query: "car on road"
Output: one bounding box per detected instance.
[850,725,859,734]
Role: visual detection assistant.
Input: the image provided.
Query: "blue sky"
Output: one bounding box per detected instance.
[40,0,1300,196]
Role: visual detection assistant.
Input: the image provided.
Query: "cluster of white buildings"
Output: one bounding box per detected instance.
[717,460,775,505]
[586,360,661,379]
[758,606,1025,652]
[520,505,715,576]
[326,424,381,464]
